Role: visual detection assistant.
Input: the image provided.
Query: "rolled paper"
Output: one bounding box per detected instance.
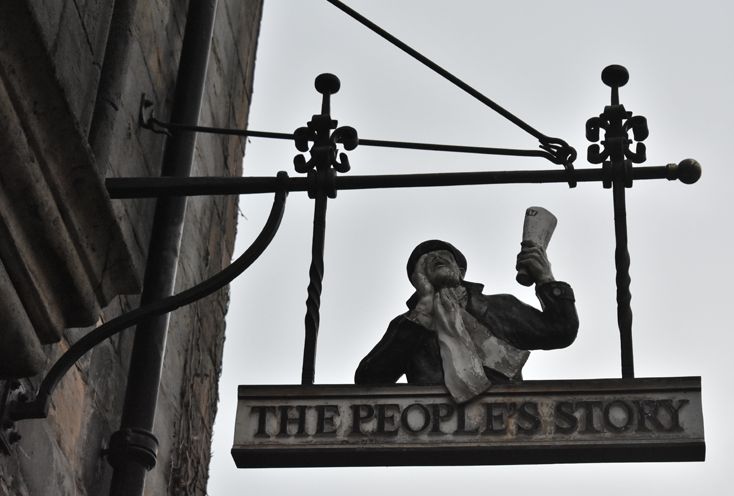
[516,206,557,286]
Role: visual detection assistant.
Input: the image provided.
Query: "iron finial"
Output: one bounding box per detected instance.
[601,65,629,106]
[293,73,358,179]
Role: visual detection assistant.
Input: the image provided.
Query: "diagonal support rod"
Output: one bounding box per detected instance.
[325,0,576,170]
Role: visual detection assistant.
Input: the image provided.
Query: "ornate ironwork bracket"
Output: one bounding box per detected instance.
[1,66,703,429]
[127,68,701,385]
[3,180,288,423]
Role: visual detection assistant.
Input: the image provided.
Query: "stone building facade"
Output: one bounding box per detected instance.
[0,0,262,494]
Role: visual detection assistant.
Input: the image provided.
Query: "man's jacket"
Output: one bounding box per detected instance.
[355,280,578,385]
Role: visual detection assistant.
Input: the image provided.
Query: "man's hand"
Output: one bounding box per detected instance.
[409,255,435,327]
[516,241,555,286]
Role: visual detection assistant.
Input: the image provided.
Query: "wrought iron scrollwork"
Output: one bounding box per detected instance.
[586,65,650,171]
[293,73,358,176]
[125,63,701,387]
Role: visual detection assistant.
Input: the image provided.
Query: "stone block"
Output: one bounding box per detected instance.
[0,0,263,493]
[0,260,45,378]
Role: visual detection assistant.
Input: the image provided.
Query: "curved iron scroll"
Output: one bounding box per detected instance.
[9,174,289,421]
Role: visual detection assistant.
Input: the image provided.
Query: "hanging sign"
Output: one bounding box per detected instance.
[232,377,704,468]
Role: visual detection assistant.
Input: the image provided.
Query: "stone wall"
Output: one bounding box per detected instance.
[0,0,262,494]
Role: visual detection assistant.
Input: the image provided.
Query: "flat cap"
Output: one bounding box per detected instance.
[406,240,467,280]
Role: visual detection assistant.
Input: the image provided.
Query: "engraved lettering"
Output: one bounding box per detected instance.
[603,400,634,432]
[278,405,308,437]
[554,401,578,434]
[315,405,339,435]
[660,399,689,432]
[517,402,542,435]
[634,401,666,432]
[350,404,375,435]
[483,403,508,436]
[240,390,700,450]
[250,406,276,437]
[401,403,431,434]
[430,403,455,434]
[377,404,401,435]
[455,402,479,435]
[575,401,603,433]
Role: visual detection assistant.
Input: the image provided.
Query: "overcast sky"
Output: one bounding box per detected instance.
[207,1,732,494]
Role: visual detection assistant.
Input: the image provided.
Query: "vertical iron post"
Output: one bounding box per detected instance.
[295,74,358,384]
[302,191,327,384]
[586,65,649,379]
[106,1,218,494]
[612,171,634,378]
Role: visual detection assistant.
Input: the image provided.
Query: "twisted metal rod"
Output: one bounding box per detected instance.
[612,174,634,378]
[301,191,327,385]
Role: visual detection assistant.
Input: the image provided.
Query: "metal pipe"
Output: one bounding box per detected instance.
[105,164,687,199]
[107,1,218,494]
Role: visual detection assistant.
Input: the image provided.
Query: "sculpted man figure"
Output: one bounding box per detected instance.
[355,240,579,403]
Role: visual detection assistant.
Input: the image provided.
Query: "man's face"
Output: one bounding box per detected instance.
[422,250,463,288]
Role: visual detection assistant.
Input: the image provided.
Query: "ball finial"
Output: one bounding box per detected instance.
[677,158,702,184]
[315,73,340,95]
[601,65,629,88]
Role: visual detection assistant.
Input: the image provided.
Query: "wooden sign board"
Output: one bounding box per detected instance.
[232,377,704,468]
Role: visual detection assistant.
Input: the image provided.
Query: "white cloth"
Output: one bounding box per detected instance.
[429,287,530,404]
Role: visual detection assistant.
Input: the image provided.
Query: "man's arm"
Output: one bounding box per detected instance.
[470,241,578,350]
[354,314,435,384]
[473,284,578,351]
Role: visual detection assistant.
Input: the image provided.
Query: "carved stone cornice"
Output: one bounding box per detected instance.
[0,2,141,378]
